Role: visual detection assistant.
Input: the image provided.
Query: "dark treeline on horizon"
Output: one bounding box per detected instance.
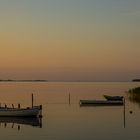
[0,79,48,82]
[132,79,140,82]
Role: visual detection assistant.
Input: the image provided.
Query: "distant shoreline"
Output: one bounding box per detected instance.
[132,79,140,82]
[0,80,137,82]
[0,80,48,82]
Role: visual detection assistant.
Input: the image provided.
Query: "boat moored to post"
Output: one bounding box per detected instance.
[0,94,42,117]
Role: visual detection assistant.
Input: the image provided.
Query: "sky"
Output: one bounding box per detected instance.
[0,0,140,81]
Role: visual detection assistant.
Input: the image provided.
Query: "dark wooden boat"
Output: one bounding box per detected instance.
[104,95,124,101]
[80,100,124,106]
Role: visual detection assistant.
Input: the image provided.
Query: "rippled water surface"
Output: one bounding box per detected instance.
[0,82,140,140]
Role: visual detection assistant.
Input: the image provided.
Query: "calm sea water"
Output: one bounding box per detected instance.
[0,82,140,140]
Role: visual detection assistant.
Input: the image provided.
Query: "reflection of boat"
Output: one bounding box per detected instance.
[0,106,42,117]
[104,95,124,101]
[0,117,42,128]
[80,100,124,106]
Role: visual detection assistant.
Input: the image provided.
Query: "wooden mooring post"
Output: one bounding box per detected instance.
[32,93,34,108]
[123,97,126,128]
[69,93,71,105]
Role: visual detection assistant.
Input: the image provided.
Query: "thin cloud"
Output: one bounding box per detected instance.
[121,10,140,16]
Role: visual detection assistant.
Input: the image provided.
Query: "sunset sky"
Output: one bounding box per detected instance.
[0,0,140,81]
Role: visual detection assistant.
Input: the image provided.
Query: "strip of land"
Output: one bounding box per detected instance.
[0,80,48,82]
[132,79,140,82]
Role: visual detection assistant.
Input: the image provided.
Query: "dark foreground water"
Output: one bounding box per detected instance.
[0,82,140,140]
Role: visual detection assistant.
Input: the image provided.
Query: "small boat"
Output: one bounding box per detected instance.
[0,94,42,117]
[0,106,42,117]
[80,100,124,106]
[104,95,124,101]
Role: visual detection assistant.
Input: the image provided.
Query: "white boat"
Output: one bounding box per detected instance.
[0,106,42,117]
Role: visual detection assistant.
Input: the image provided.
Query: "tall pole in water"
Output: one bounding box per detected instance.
[32,93,34,108]
[69,93,71,105]
[123,97,125,128]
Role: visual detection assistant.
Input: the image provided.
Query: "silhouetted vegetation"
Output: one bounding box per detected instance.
[129,87,140,94]
[128,87,140,106]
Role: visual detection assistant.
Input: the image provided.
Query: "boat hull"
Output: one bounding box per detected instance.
[0,107,41,117]
[80,100,124,106]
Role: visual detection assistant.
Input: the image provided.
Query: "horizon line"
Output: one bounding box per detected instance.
[0,79,137,82]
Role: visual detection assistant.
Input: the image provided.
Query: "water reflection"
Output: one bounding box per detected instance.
[0,117,42,129]
[79,103,126,128]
